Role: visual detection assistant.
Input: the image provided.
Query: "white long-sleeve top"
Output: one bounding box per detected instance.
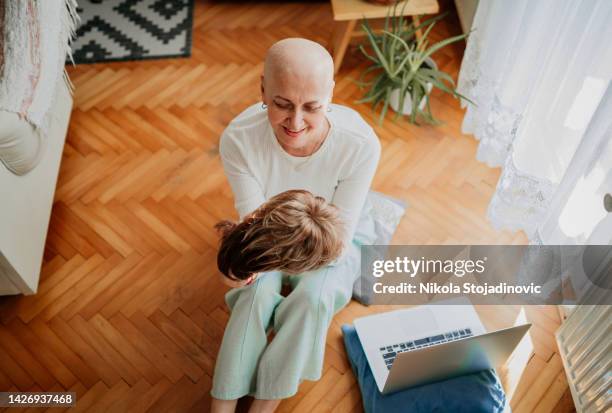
[219,102,381,251]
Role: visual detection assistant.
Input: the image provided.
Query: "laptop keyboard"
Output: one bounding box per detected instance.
[380,328,474,370]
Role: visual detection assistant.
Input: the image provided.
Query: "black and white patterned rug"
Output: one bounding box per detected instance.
[71,0,194,64]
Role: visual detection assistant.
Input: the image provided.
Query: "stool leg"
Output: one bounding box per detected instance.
[412,15,423,41]
[331,20,357,74]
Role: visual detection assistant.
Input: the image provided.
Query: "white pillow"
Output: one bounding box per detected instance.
[352,191,407,305]
[0,111,44,175]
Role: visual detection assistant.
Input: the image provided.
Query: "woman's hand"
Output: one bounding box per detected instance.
[217,271,259,288]
[244,273,259,285]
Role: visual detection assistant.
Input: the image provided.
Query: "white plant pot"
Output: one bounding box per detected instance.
[389,58,437,115]
[389,84,433,115]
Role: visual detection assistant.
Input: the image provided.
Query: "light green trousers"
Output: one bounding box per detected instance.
[210,241,361,400]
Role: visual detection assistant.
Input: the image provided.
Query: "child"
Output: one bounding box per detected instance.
[215,189,345,288]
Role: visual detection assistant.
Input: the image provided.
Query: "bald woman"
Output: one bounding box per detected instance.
[211,38,381,413]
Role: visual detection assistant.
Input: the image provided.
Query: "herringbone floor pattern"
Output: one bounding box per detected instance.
[0,0,575,412]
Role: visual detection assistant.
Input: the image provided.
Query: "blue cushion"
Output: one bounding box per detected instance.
[341,324,508,413]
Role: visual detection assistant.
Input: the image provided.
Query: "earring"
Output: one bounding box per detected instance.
[261,103,268,110]
[327,106,332,113]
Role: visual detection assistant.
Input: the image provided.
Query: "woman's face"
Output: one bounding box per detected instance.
[261,70,334,155]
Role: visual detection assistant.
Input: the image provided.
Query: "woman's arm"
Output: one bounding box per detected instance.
[332,136,381,249]
[219,130,266,220]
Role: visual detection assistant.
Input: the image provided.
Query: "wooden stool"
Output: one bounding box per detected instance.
[329,0,439,73]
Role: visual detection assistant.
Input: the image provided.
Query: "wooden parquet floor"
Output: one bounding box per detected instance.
[0,0,576,412]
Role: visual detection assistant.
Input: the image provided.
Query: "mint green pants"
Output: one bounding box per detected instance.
[210,241,361,400]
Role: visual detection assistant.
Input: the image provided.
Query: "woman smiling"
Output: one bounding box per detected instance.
[211,38,381,413]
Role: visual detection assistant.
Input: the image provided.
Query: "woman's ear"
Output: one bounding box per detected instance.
[327,80,335,107]
[260,75,267,104]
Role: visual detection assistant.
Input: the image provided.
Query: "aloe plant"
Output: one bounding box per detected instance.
[357,6,473,125]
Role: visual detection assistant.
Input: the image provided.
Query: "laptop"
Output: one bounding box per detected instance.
[354,297,531,395]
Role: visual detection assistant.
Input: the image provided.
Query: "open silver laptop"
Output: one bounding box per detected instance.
[354,297,531,395]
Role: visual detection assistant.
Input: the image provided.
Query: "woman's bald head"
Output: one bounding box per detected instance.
[263,38,334,90]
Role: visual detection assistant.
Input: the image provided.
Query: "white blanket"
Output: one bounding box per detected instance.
[0,0,78,174]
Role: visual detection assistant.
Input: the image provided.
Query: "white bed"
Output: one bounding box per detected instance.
[0,82,73,295]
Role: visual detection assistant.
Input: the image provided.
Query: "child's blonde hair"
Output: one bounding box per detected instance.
[215,190,345,282]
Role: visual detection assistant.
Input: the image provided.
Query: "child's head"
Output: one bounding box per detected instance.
[215,190,345,282]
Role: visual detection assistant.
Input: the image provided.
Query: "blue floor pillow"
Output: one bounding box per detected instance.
[341,324,508,413]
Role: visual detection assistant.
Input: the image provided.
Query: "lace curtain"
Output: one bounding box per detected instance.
[457,0,612,242]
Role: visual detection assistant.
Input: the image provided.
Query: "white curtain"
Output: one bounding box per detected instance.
[457,0,612,243]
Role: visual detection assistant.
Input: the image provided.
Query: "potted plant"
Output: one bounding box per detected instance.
[357,9,473,125]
